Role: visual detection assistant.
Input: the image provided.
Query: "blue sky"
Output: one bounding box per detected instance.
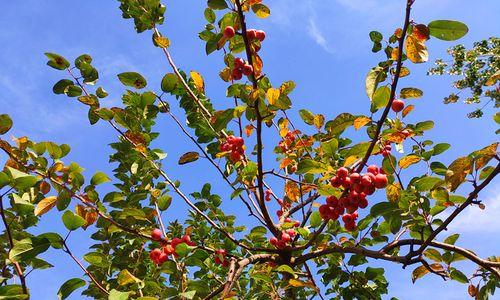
[0,0,499,299]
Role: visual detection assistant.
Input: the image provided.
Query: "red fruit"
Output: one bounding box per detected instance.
[286,229,296,237]
[170,238,183,249]
[374,173,388,189]
[270,237,278,245]
[360,175,373,187]
[353,183,364,194]
[391,99,405,112]
[330,176,341,188]
[294,221,300,227]
[402,129,411,137]
[234,58,245,68]
[351,211,359,219]
[358,197,368,209]
[276,240,286,249]
[337,167,349,178]
[384,144,392,151]
[150,248,162,261]
[246,29,257,40]
[151,229,162,241]
[367,165,379,175]
[363,185,376,195]
[256,30,266,42]
[158,253,169,264]
[342,176,352,188]
[326,196,338,206]
[350,172,361,182]
[345,221,357,232]
[281,232,291,243]
[232,68,243,80]
[242,64,253,76]
[164,245,175,255]
[223,26,236,38]
[342,214,352,223]
[277,210,283,217]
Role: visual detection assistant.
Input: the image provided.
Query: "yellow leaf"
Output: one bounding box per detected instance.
[117,269,141,286]
[354,116,371,130]
[313,114,325,129]
[266,88,280,105]
[280,157,294,169]
[402,104,414,118]
[391,47,399,60]
[190,71,204,93]
[405,35,429,64]
[473,142,498,170]
[399,67,410,77]
[245,124,254,137]
[153,35,170,48]
[445,156,473,191]
[285,181,300,202]
[34,196,58,216]
[400,87,423,99]
[344,155,360,167]
[412,265,429,283]
[253,54,263,77]
[252,4,271,18]
[386,183,401,203]
[398,155,421,169]
[289,278,315,289]
[485,71,500,86]
[219,67,231,82]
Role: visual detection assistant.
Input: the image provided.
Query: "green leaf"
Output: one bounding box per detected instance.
[298,109,315,125]
[424,249,442,262]
[108,289,130,300]
[96,87,109,98]
[433,143,451,156]
[450,269,469,283]
[58,278,86,300]
[372,86,391,110]
[117,72,147,89]
[9,237,51,262]
[7,167,37,190]
[178,291,196,299]
[84,252,109,268]
[444,233,459,245]
[52,79,73,94]
[370,202,398,216]
[365,67,386,100]
[414,177,443,191]
[45,52,70,70]
[91,171,110,185]
[309,211,322,228]
[428,20,469,41]
[161,73,179,93]
[62,210,86,231]
[321,138,338,157]
[175,243,192,257]
[296,159,329,175]
[276,265,295,276]
[157,195,172,211]
[0,114,13,135]
[0,285,29,299]
[207,0,228,10]
[369,31,383,43]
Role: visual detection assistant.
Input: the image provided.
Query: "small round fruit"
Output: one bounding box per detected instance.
[367,165,379,175]
[242,64,254,76]
[149,248,162,261]
[256,30,266,42]
[336,167,349,178]
[234,57,245,68]
[281,232,291,243]
[246,29,257,40]
[231,68,243,80]
[223,26,236,38]
[151,229,162,241]
[269,237,278,245]
[374,174,388,189]
[391,99,405,112]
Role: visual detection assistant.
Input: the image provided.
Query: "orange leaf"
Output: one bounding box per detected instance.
[402,104,414,117]
[354,116,371,130]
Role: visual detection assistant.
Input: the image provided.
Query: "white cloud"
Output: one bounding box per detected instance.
[447,185,500,233]
[307,18,335,54]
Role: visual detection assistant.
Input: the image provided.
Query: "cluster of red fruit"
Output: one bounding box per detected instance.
[214,249,229,267]
[149,229,196,265]
[269,229,297,249]
[380,144,392,157]
[220,135,245,162]
[224,26,266,43]
[231,57,253,80]
[322,166,388,231]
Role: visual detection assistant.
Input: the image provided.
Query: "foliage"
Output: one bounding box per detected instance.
[0,0,499,299]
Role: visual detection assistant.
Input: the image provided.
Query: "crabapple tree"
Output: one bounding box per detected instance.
[0,0,499,299]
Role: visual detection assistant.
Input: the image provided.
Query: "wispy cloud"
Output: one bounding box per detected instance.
[307,18,334,54]
[447,185,500,233]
